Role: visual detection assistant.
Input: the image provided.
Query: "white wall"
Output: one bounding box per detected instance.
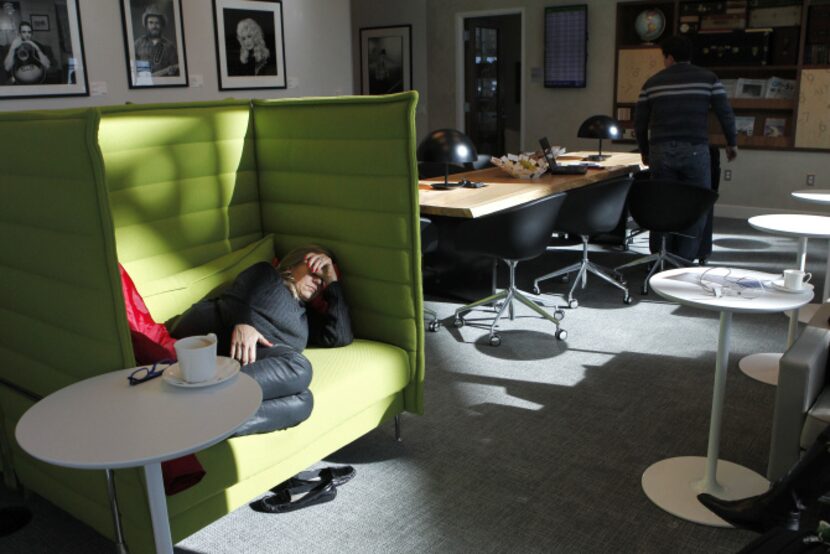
[0,0,354,112]
[349,0,428,139]
[353,0,830,214]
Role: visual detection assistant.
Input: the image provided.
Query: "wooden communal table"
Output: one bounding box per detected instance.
[419,151,644,219]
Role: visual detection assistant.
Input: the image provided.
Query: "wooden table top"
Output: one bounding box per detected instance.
[419,151,645,218]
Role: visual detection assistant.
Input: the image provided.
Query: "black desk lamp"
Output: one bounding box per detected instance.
[417,129,478,187]
[577,115,621,161]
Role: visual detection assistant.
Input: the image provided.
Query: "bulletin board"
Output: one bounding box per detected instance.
[795,69,830,150]
[616,48,664,103]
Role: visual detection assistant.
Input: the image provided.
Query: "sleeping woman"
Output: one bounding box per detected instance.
[171,245,352,436]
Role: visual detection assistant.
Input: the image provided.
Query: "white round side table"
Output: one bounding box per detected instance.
[791,189,830,322]
[739,214,830,385]
[644,267,812,526]
[16,365,261,554]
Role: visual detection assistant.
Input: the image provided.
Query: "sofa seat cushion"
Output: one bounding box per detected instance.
[167,338,409,514]
[135,235,274,323]
[801,386,830,450]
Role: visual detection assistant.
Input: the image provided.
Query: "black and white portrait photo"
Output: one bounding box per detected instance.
[360,25,411,95]
[213,0,285,90]
[0,0,88,99]
[120,0,188,88]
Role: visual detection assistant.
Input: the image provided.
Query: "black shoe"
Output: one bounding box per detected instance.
[697,492,797,533]
[271,465,356,494]
[251,479,337,514]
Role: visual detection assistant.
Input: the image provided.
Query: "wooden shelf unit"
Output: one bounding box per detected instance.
[613,0,830,151]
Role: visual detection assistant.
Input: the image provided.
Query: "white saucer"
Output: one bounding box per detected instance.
[163,356,240,388]
[770,279,814,294]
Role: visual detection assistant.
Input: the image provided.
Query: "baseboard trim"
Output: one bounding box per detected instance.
[715,204,827,219]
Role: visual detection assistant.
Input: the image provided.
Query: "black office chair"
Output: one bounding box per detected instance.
[421,217,440,332]
[532,175,634,308]
[614,179,719,294]
[452,193,568,346]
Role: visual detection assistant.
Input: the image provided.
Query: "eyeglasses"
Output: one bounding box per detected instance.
[128,359,174,386]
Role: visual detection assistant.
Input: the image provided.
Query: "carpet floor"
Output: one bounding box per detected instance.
[1,217,827,553]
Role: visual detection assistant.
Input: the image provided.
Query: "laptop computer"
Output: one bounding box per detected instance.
[539,137,587,175]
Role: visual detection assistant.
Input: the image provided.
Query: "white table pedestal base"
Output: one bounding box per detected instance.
[738,353,782,386]
[642,456,769,526]
[799,303,822,325]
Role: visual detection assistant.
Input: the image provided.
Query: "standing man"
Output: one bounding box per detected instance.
[134,4,179,77]
[635,35,737,263]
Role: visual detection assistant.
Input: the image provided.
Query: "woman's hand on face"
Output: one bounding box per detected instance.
[305,252,338,285]
[230,324,273,365]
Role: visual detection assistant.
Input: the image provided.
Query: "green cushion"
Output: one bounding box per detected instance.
[138,235,274,323]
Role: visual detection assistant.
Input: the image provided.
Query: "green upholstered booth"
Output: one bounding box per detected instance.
[0,92,423,553]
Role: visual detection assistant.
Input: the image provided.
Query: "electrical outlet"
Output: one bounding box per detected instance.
[724,169,732,181]
[807,174,816,186]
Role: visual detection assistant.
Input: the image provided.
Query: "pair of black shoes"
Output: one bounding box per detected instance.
[250,465,355,514]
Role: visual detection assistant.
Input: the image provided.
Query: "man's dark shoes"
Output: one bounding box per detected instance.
[0,506,32,536]
[251,478,337,514]
[271,465,356,494]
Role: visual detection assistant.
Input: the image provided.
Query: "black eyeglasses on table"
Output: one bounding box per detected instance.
[128,359,175,386]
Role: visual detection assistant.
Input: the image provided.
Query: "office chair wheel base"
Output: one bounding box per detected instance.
[488,334,501,347]
[553,310,565,322]
[567,298,579,309]
[561,275,570,283]
[623,294,632,305]
[555,329,568,341]
[641,285,649,295]
[453,317,464,328]
[428,320,441,332]
[532,285,541,295]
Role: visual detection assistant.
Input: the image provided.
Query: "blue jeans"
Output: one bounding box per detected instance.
[648,141,712,261]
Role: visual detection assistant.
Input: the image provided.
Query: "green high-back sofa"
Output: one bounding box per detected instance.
[0,92,423,553]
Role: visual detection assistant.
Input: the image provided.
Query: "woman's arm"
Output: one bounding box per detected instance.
[307,282,353,347]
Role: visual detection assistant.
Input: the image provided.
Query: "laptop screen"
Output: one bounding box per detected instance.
[539,137,558,168]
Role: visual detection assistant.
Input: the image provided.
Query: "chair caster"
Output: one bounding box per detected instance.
[488,334,501,347]
[428,320,440,332]
[555,329,568,341]
[553,310,565,322]
[561,275,570,283]
[567,298,579,309]
[453,317,464,328]
[532,284,541,295]
[623,294,632,305]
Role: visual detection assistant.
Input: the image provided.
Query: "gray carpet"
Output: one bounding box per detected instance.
[2,217,827,553]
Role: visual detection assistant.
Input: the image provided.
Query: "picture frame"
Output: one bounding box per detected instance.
[212,0,286,91]
[735,78,766,99]
[30,14,49,32]
[119,0,189,88]
[359,25,412,94]
[0,0,89,99]
[735,115,756,136]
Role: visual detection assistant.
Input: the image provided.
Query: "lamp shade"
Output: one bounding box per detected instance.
[417,129,478,164]
[577,115,622,140]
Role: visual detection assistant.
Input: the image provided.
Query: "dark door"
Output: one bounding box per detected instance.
[464,15,521,157]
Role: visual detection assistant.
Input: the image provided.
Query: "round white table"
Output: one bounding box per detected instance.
[644,267,813,526]
[16,364,261,554]
[739,214,830,385]
[792,190,830,321]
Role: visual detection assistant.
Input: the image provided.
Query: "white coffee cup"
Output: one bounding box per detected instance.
[174,333,218,383]
[783,269,812,291]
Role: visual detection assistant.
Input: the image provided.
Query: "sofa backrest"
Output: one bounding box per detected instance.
[98,101,263,287]
[0,109,133,398]
[252,94,424,411]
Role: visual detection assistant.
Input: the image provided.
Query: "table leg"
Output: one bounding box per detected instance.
[797,236,821,324]
[797,237,808,271]
[698,311,732,495]
[143,463,173,554]
[105,469,129,554]
[824,239,830,303]
[641,310,768,525]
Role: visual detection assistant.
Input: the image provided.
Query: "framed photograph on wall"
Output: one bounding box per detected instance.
[120,0,188,88]
[359,25,411,94]
[0,0,89,99]
[212,0,286,90]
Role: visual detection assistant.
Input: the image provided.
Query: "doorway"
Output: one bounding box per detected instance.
[461,13,522,157]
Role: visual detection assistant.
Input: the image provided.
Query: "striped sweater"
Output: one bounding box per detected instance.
[634,62,736,156]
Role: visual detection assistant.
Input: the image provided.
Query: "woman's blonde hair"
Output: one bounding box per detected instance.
[276,244,333,299]
[237,18,270,64]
